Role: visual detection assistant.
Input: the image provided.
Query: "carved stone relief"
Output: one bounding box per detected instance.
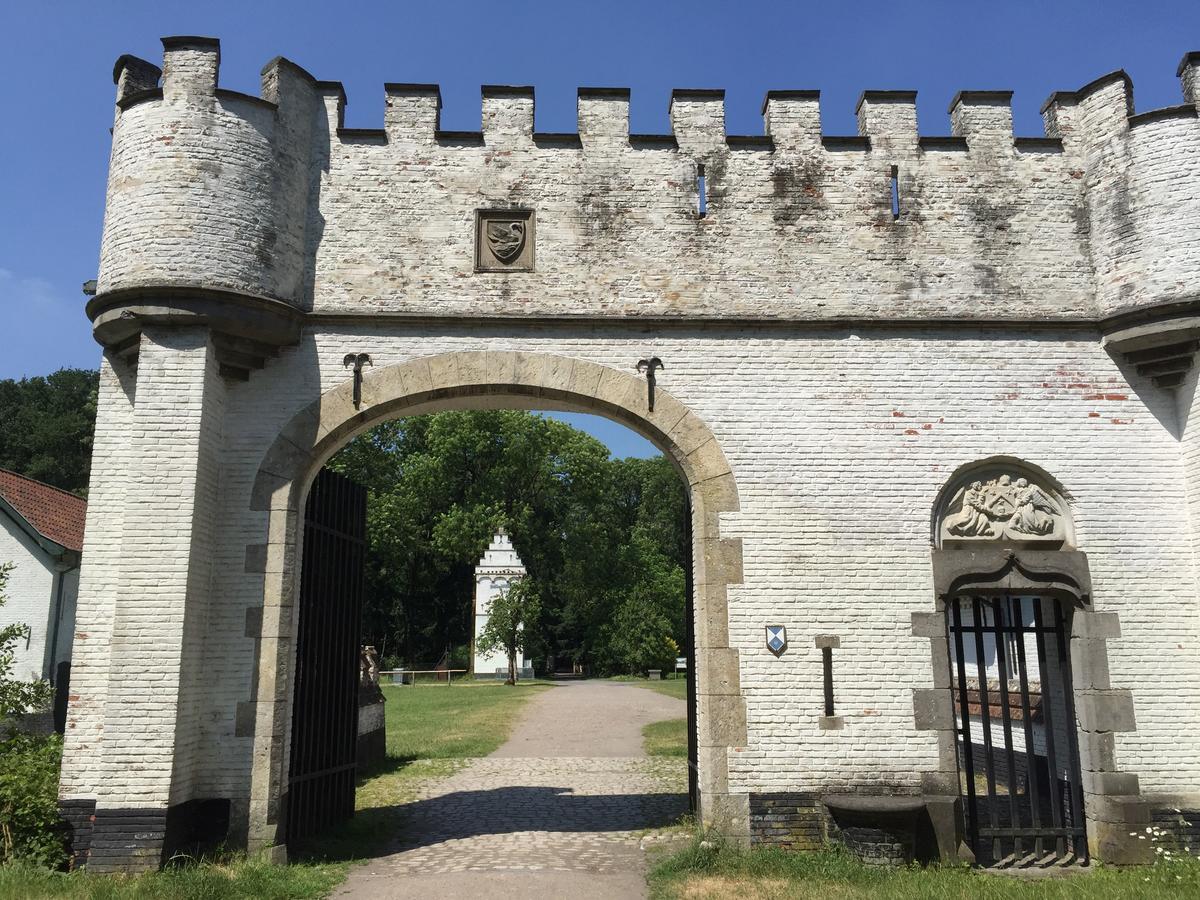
[939,469,1069,546]
[476,209,535,271]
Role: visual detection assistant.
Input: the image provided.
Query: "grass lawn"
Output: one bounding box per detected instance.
[381,679,554,761]
[642,718,688,757]
[0,857,346,899]
[616,674,688,702]
[649,841,1200,900]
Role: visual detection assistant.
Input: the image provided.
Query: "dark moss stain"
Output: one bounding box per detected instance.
[972,262,1000,294]
[770,157,825,228]
[579,172,631,241]
[255,226,277,269]
[966,192,1019,234]
[704,152,729,211]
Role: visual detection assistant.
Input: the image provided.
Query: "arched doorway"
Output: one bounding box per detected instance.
[245,351,747,852]
[930,460,1090,866]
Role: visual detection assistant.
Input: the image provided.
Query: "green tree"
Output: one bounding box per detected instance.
[476,577,541,685]
[327,411,689,675]
[0,368,99,495]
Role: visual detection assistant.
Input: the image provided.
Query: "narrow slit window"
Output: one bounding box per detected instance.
[822,646,834,715]
[890,165,901,220]
[697,164,707,218]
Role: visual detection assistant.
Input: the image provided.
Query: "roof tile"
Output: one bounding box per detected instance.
[0,469,87,553]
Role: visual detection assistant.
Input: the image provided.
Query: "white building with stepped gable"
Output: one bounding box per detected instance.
[472,530,530,680]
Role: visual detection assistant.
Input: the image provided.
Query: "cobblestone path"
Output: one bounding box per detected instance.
[335,681,688,899]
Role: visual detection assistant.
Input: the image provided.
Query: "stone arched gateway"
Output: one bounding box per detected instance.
[245,351,748,853]
[57,35,1200,871]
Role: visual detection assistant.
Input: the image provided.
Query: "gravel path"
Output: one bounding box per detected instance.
[335,680,687,900]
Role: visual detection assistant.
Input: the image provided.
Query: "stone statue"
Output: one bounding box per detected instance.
[942,472,1063,541]
[946,480,994,537]
[360,645,380,687]
[1010,477,1056,536]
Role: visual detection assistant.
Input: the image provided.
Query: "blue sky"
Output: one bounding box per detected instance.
[1,0,1196,458]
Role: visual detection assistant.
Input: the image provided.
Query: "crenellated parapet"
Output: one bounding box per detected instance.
[91,37,1200,381]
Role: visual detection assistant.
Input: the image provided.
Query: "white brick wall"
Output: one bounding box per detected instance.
[0,514,56,682]
[110,326,1182,804]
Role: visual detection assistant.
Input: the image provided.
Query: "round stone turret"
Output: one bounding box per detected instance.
[90,37,335,374]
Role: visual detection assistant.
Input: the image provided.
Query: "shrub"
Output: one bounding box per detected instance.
[0,732,67,867]
[0,561,67,868]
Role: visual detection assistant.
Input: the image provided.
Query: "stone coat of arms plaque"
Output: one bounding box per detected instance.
[476,208,535,271]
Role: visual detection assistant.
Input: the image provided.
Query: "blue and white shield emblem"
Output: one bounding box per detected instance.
[765,625,787,656]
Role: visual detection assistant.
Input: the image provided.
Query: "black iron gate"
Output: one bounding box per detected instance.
[947,595,1087,867]
[287,467,368,845]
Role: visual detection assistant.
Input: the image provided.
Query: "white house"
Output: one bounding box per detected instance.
[0,469,85,691]
[472,530,531,679]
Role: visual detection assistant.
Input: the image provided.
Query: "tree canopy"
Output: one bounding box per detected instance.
[0,369,98,496]
[327,410,688,675]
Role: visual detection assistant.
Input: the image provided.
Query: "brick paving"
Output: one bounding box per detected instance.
[335,681,688,899]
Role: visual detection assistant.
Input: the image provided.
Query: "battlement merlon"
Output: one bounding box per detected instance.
[111,37,1200,151]
[762,91,821,149]
[1181,51,1200,105]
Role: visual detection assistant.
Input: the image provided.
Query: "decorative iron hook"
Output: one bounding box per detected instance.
[636,356,664,412]
[343,353,372,409]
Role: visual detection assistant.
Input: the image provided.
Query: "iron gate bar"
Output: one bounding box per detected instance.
[950,600,980,853]
[1031,599,1066,858]
[979,826,1080,838]
[988,598,1023,859]
[970,597,1002,862]
[948,594,1087,866]
[1011,597,1045,857]
[288,468,368,844]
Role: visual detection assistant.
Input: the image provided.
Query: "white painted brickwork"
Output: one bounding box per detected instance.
[0,516,57,681]
[65,37,1200,864]
[60,357,135,797]
[63,327,1191,802]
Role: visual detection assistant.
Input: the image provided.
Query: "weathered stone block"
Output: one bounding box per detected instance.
[1076,689,1137,733]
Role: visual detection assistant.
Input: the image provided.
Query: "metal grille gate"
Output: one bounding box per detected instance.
[947,595,1087,866]
[287,468,368,845]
